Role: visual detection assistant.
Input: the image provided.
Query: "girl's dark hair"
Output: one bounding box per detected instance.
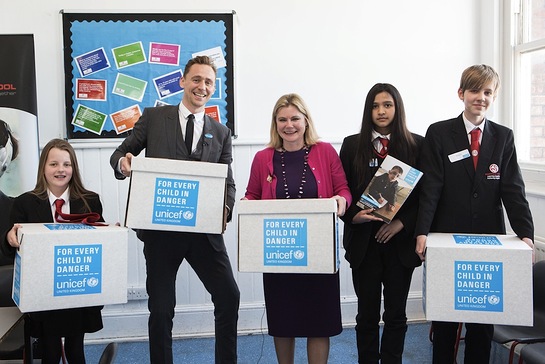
[353,83,417,189]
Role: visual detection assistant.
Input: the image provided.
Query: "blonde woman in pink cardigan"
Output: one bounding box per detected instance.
[244,93,351,364]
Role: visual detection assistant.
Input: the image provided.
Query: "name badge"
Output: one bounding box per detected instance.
[448,149,471,163]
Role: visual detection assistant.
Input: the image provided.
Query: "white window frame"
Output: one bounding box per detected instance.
[501,0,545,190]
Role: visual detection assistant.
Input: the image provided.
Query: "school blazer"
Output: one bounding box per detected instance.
[339,133,424,269]
[109,104,236,251]
[415,114,534,240]
[1,192,103,259]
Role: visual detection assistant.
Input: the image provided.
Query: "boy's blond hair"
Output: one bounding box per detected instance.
[459,64,500,93]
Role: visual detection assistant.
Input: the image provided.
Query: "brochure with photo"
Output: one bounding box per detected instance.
[356,155,423,223]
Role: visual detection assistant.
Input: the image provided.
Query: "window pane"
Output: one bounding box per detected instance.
[518,49,545,163]
[530,0,545,41]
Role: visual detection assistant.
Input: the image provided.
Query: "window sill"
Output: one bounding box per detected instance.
[522,168,545,198]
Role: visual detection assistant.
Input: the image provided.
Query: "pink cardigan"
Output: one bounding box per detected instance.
[244,142,352,205]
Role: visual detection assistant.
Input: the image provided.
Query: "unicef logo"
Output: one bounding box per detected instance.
[87,277,99,288]
[487,295,500,305]
[183,211,194,220]
[293,250,305,260]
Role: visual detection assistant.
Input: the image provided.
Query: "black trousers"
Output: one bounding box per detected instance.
[351,239,415,364]
[432,321,493,364]
[142,231,240,364]
[40,333,85,364]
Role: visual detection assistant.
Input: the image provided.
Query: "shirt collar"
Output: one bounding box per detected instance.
[178,103,205,123]
[371,129,390,141]
[462,113,486,135]
[48,188,70,206]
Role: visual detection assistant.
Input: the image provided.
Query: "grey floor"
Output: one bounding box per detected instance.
[83,322,512,363]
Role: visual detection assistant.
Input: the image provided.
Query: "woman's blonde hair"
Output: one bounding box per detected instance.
[268,93,319,149]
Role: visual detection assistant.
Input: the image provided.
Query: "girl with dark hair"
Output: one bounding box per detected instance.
[339,84,423,364]
[3,138,103,364]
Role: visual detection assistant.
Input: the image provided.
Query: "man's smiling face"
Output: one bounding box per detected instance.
[180,64,216,113]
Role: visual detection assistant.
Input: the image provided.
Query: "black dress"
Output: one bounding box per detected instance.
[263,148,342,337]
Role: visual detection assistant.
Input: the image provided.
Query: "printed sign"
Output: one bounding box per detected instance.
[149,42,180,66]
[263,219,308,266]
[12,254,21,306]
[54,244,102,297]
[71,104,108,135]
[74,47,110,77]
[112,73,147,102]
[153,70,183,99]
[76,79,107,101]
[193,46,226,68]
[152,177,200,226]
[453,235,502,246]
[112,41,146,69]
[44,223,96,230]
[210,78,221,99]
[454,260,503,312]
[205,105,221,123]
[110,104,142,134]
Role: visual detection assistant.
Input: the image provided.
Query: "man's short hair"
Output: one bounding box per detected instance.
[183,55,217,77]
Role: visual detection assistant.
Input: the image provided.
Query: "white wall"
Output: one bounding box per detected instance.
[1,0,487,144]
[1,0,513,341]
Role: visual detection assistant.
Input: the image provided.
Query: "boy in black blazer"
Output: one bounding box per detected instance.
[415,64,534,364]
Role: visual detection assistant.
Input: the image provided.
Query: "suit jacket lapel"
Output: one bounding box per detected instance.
[474,120,496,185]
[200,116,213,162]
[69,198,86,215]
[451,116,475,178]
[35,196,54,222]
[165,106,181,158]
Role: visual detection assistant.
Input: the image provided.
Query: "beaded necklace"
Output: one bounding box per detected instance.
[279,145,309,199]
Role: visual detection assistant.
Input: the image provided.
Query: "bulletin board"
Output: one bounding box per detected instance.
[61,11,235,140]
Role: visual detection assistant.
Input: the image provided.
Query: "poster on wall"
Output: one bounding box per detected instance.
[0,34,40,248]
[61,12,235,140]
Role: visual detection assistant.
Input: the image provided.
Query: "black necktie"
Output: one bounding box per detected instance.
[185,114,195,153]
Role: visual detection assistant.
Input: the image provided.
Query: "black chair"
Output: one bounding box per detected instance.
[0,264,15,307]
[0,317,25,360]
[98,342,118,364]
[520,342,545,364]
[0,264,25,361]
[492,260,545,364]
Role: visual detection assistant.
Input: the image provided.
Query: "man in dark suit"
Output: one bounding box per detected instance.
[415,64,534,364]
[110,56,239,364]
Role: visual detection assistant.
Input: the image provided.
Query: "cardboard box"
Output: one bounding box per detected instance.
[125,157,227,234]
[237,199,338,273]
[13,223,128,313]
[423,233,533,326]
